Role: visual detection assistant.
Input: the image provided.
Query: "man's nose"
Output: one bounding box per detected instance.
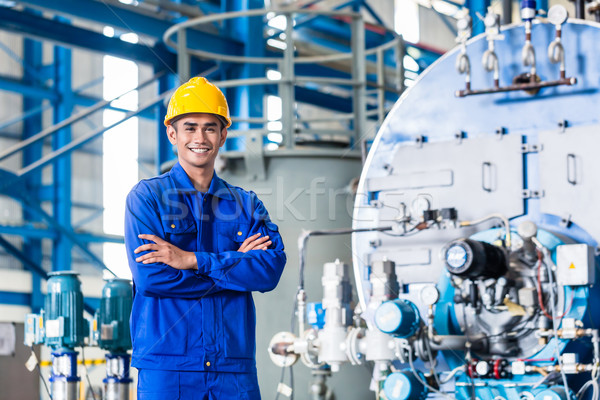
[192,129,208,141]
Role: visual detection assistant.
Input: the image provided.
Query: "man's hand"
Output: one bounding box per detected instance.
[238,233,272,253]
[135,234,197,270]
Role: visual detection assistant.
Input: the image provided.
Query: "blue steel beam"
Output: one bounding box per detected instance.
[52,40,73,273]
[0,6,176,68]
[156,72,177,172]
[13,91,171,180]
[224,0,265,139]
[465,0,491,35]
[0,75,158,120]
[0,291,30,307]
[18,0,243,56]
[0,74,57,101]
[22,35,45,311]
[0,224,124,244]
[0,290,100,315]
[0,235,48,279]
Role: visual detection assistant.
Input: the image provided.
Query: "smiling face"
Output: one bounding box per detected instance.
[167,113,227,174]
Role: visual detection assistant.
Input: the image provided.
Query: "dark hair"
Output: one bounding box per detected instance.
[171,114,227,131]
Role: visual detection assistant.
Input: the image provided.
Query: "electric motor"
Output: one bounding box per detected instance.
[443,238,507,279]
[44,271,86,349]
[95,278,133,353]
[374,299,420,338]
[383,369,428,400]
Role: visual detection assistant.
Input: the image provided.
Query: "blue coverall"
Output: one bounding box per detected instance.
[124,162,286,399]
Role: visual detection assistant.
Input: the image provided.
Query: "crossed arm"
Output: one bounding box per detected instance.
[133,232,272,270]
[125,188,286,297]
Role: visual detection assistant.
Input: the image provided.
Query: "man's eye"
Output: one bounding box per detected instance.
[206,128,215,133]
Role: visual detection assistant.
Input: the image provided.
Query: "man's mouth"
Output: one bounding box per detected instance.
[188,147,209,153]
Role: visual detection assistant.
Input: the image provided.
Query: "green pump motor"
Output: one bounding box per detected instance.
[93,278,133,400]
[24,271,86,400]
[44,271,86,349]
[94,278,133,352]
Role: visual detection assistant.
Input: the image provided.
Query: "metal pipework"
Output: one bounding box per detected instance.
[455,15,472,93]
[482,12,502,89]
[49,350,79,400]
[538,325,600,363]
[548,6,569,79]
[104,354,132,400]
[95,278,133,400]
[521,0,537,78]
[518,221,539,263]
[317,260,352,371]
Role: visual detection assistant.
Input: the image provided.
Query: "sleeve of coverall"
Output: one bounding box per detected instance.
[194,194,287,293]
[125,188,223,299]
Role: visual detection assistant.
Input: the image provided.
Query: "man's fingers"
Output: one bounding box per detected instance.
[134,243,158,254]
[136,253,157,263]
[138,234,166,244]
[241,233,261,246]
[245,239,272,252]
[248,235,269,246]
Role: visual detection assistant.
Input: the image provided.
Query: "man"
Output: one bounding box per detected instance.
[124,77,286,400]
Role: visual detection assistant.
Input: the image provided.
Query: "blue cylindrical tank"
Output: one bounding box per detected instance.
[384,369,428,400]
[44,271,85,350]
[97,278,133,353]
[375,299,421,338]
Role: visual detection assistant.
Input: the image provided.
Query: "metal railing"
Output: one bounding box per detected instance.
[163,8,405,152]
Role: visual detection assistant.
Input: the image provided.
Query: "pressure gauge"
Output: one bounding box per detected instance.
[445,242,469,270]
[420,286,440,306]
[548,5,568,25]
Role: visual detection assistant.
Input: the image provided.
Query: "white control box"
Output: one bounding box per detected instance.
[556,244,595,286]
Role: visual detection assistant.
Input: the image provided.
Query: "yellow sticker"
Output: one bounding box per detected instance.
[569,263,576,269]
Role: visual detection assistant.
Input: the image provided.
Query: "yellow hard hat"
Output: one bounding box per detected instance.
[163,77,232,127]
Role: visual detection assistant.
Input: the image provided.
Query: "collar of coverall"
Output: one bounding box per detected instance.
[169,161,235,201]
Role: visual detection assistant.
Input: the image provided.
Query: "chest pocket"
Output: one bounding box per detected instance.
[216,222,252,253]
[161,217,197,252]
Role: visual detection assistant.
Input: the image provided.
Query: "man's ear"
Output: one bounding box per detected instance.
[166,124,177,145]
[219,127,228,147]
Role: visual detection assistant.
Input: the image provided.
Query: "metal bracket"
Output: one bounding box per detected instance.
[495,127,506,139]
[558,119,568,133]
[244,133,266,181]
[521,189,544,199]
[560,213,572,228]
[455,131,466,144]
[415,135,425,148]
[520,143,542,153]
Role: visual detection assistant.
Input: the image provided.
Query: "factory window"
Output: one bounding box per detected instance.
[395,0,420,43]
[102,54,139,279]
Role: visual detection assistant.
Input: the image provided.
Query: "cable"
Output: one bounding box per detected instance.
[81,347,98,400]
[34,347,52,400]
[459,213,512,248]
[537,246,573,399]
[423,330,443,389]
[297,226,393,290]
[405,341,455,400]
[536,250,573,320]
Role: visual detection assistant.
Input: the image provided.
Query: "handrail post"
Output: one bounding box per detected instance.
[351,14,366,145]
[280,12,296,150]
[396,34,406,95]
[377,47,385,127]
[177,28,190,82]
